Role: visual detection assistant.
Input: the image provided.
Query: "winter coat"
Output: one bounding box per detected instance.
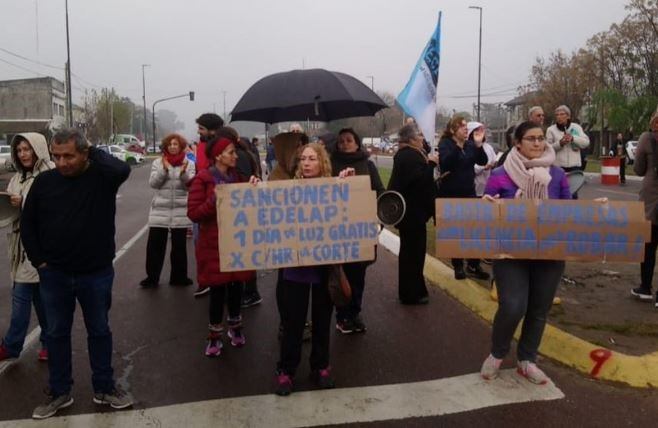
[484,166,571,200]
[148,158,195,228]
[634,131,658,223]
[187,167,254,286]
[387,146,437,229]
[330,150,385,195]
[547,122,590,169]
[6,133,55,283]
[437,137,488,198]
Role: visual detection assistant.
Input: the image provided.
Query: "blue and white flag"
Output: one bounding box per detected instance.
[397,12,442,145]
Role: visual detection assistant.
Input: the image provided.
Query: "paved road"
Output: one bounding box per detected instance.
[0,161,657,426]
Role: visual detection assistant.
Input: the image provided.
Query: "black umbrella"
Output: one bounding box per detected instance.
[231,68,387,123]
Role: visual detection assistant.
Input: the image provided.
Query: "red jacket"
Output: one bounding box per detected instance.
[187,168,254,286]
[196,141,210,171]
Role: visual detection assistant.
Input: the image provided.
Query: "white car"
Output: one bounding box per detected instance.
[626,140,638,165]
[97,144,145,165]
[0,146,14,171]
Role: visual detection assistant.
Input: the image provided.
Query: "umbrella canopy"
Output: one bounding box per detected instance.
[231,68,387,124]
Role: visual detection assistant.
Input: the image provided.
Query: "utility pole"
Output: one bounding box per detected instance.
[469,6,483,122]
[142,64,150,144]
[64,0,73,127]
[221,90,227,122]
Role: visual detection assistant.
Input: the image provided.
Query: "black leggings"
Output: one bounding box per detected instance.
[209,282,242,325]
[641,224,658,290]
[144,226,188,284]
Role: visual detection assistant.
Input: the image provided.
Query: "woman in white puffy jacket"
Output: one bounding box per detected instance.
[140,133,196,288]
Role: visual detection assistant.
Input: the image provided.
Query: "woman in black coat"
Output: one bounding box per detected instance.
[387,124,439,305]
[330,128,384,333]
[437,115,489,281]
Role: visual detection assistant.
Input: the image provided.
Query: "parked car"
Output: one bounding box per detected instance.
[97,144,145,165]
[118,142,146,155]
[626,140,638,165]
[111,134,145,148]
[0,145,13,171]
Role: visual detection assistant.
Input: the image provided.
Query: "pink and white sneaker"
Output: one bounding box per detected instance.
[517,360,550,385]
[205,333,223,357]
[228,327,246,347]
[480,354,502,380]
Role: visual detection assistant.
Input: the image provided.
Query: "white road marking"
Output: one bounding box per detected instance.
[593,187,638,197]
[0,370,564,427]
[0,224,149,376]
[379,228,400,256]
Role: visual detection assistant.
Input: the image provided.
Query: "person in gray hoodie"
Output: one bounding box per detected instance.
[139,133,196,288]
[0,133,54,362]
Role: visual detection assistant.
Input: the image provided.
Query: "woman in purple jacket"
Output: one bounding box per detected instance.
[480,121,571,385]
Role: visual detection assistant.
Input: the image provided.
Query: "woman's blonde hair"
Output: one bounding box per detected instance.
[294,142,332,178]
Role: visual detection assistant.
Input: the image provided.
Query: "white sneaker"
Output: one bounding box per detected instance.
[517,360,549,385]
[480,354,502,380]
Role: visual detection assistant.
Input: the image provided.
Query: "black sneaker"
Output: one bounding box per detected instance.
[241,293,263,308]
[353,316,367,333]
[169,278,193,287]
[32,392,74,419]
[467,265,490,280]
[139,278,158,289]
[454,266,466,280]
[336,319,356,334]
[193,286,209,298]
[93,388,133,409]
[631,286,653,301]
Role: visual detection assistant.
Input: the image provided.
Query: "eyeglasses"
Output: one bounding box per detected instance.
[522,136,546,143]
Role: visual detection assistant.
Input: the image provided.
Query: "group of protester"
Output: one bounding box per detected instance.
[1,104,657,419]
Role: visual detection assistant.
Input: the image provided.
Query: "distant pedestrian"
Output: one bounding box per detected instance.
[631,112,658,305]
[388,124,438,305]
[139,133,195,289]
[21,128,133,419]
[480,121,571,385]
[187,137,255,357]
[265,138,276,174]
[192,113,224,297]
[527,106,545,128]
[437,115,489,281]
[470,122,497,197]
[546,105,590,199]
[330,128,385,334]
[612,132,626,184]
[0,133,53,364]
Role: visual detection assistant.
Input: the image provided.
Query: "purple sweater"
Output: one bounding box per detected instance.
[484,166,572,200]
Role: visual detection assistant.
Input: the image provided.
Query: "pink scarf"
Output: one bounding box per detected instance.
[503,145,555,199]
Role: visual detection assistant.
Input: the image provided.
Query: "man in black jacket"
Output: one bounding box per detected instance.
[21,128,132,419]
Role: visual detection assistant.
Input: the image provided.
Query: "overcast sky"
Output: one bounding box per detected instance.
[0,0,629,139]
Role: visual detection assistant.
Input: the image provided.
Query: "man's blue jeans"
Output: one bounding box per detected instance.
[39,266,115,396]
[2,282,48,357]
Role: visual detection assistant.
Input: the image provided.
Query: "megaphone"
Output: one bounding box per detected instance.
[566,170,585,195]
[377,190,406,226]
[0,193,19,228]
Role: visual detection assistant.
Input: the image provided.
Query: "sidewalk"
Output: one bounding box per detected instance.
[379,229,658,388]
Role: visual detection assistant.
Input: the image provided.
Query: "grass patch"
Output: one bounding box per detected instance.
[584,158,636,176]
[557,320,658,337]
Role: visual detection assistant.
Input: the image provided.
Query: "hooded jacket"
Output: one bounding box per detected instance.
[6,133,55,283]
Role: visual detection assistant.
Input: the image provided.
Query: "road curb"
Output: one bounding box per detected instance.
[379,229,658,388]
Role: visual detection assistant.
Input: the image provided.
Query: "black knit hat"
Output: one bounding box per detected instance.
[195,113,224,131]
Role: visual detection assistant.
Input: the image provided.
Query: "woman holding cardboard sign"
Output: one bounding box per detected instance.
[275,143,356,396]
[480,121,571,385]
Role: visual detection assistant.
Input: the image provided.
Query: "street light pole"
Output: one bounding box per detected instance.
[469,6,483,122]
[221,90,227,122]
[152,91,195,153]
[64,0,73,127]
[141,64,150,144]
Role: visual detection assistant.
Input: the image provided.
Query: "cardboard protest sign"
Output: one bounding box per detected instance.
[435,199,650,262]
[216,176,378,271]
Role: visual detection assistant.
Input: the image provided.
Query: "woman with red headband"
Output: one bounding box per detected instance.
[187,135,258,357]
